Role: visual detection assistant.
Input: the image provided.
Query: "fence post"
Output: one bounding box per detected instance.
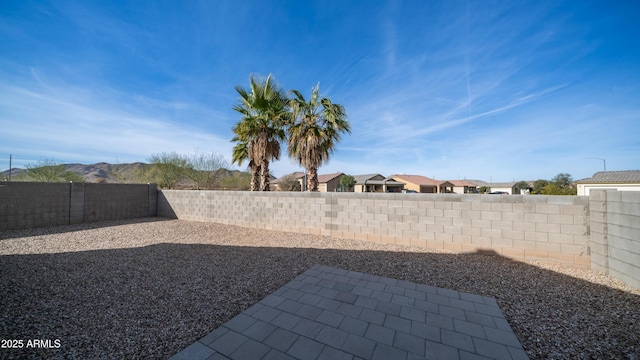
[148,183,158,217]
[69,182,85,224]
[589,190,609,275]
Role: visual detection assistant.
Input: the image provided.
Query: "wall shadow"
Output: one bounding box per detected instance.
[1,240,638,359]
[156,191,177,219]
[0,217,171,240]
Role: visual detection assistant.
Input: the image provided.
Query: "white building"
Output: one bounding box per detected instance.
[575,170,640,196]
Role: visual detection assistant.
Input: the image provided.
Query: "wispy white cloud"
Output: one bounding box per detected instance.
[332,74,640,182]
[0,76,233,168]
[1,0,638,181]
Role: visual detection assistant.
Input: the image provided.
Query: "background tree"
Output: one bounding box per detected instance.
[477,186,490,194]
[288,84,350,192]
[185,151,229,189]
[339,174,355,192]
[276,175,301,191]
[552,173,573,188]
[218,172,251,190]
[514,181,531,195]
[16,160,84,182]
[540,173,577,195]
[143,152,191,189]
[109,166,131,184]
[232,74,289,191]
[540,183,560,195]
[532,179,549,194]
[110,163,147,184]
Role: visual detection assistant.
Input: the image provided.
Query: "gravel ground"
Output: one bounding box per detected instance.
[0,218,638,360]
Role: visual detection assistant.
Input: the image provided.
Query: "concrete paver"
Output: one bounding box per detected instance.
[170,265,529,360]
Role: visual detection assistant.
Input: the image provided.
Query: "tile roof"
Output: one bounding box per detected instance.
[390,174,442,186]
[353,174,385,184]
[487,182,517,188]
[272,172,305,183]
[466,179,489,186]
[365,179,405,185]
[576,170,640,183]
[317,172,344,183]
[449,180,478,187]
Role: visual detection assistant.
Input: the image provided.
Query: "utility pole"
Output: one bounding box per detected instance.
[8,154,11,181]
[587,157,606,171]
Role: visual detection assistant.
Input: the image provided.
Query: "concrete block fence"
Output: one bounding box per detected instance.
[0,182,157,230]
[3,183,638,289]
[590,190,640,289]
[158,191,592,269]
[1,182,71,230]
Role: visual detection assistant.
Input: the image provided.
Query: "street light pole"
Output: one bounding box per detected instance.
[587,157,606,171]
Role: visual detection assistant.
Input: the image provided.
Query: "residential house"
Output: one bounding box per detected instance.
[390,174,454,193]
[317,172,344,192]
[353,174,405,193]
[485,182,516,194]
[449,180,479,194]
[270,172,305,191]
[575,170,640,196]
[467,179,489,192]
[272,171,346,192]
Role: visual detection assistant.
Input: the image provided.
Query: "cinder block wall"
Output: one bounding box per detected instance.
[0,182,158,230]
[0,182,71,229]
[590,190,640,289]
[158,191,591,268]
[83,183,154,223]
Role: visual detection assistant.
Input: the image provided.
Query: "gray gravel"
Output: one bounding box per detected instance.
[1,218,638,359]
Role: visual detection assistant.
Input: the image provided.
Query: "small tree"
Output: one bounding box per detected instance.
[277,175,301,191]
[218,172,251,190]
[477,186,490,194]
[552,173,573,188]
[532,179,548,194]
[17,160,84,182]
[339,175,355,192]
[514,181,530,194]
[109,163,147,184]
[538,173,576,195]
[185,152,229,189]
[144,152,192,189]
[551,173,576,195]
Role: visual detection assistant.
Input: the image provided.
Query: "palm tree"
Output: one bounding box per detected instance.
[231,139,261,191]
[288,84,350,192]
[232,74,289,191]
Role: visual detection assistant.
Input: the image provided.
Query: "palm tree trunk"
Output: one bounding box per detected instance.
[260,158,270,191]
[308,167,319,192]
[250,163,260,191]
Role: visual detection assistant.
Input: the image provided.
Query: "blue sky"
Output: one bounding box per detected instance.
[1,1,639,182]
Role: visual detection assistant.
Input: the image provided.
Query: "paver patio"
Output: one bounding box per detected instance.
[171,265,528,359]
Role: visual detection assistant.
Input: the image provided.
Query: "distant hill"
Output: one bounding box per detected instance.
[1,162,145,183]
[1,162,248,186]
[67,162,147,183]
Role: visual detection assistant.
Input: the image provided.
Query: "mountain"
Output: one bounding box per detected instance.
[1,168,27,179]
[1,162,247,185]
[67,162,147,183]
[1,162,141,182]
